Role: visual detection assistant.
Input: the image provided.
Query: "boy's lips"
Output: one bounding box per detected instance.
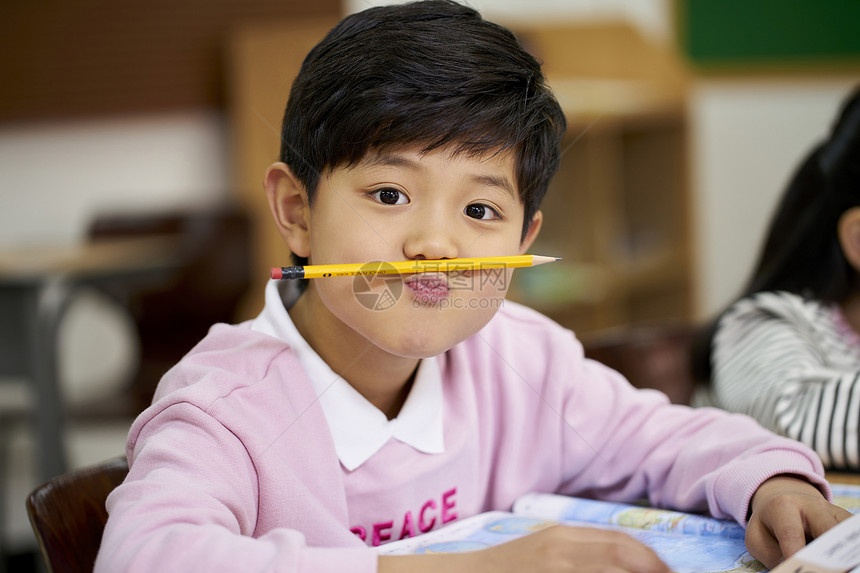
[405,273,450,299]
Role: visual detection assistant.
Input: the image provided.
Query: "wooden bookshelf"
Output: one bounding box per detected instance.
[506,23,694,337]
[227,18,339,318]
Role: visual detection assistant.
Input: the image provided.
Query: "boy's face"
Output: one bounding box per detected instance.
[270,145,541,360]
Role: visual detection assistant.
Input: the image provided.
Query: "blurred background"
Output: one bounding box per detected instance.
[0,0,858,570]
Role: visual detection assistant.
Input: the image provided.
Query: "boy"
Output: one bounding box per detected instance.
[96,2,851,572]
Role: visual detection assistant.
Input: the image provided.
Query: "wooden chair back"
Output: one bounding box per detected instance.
[26,456,129,573]
[583,325,697,405]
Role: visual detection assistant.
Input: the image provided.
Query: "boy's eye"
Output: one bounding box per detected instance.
[370,187,408,205]
[465,203,500,221]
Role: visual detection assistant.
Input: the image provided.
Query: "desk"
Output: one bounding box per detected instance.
[826,472,860,486]
[0,237,181,482]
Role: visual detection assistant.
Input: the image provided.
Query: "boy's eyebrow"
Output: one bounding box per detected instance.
[364,152,516,199]
[469,173,516,199]
[363,152,418,170]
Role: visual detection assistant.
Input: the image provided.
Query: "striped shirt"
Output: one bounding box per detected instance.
[712,291,860,470]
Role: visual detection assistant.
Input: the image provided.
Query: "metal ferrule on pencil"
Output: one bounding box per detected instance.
[273,266,305,280]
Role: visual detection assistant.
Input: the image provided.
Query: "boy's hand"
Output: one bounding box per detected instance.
[477,525,670,573]
[745,475,853,568]
[379,525,670,573]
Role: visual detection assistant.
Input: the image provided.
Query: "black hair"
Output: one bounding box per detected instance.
[691,86,860,383]
[279,0,566,269]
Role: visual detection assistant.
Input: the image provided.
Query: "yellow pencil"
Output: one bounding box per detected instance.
[270,255,560,280]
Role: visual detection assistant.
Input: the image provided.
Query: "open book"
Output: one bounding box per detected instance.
[379,484,860,573]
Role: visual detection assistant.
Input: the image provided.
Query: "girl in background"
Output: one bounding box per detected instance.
[692,86,860,471]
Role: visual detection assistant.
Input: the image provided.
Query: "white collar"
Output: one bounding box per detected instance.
[251,280,445,471]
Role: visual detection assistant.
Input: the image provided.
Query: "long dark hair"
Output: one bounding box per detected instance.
[691,86,860,383]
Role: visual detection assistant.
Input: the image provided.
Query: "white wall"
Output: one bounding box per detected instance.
[0,110,231,248]
[690,79,858,317]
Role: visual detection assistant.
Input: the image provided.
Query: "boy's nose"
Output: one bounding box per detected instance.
[402,222,459,261]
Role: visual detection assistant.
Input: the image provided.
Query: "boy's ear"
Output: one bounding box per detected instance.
[519,210,543,254]
[838,207,860,272]
[264,162,311,258]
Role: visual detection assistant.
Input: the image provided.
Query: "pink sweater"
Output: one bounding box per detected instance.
[96,300,829,573]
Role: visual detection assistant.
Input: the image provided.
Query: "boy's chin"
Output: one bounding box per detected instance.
[375,335,459,361]
[374,309,500,359]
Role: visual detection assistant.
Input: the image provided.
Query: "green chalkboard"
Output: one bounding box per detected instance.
[679,0,860,67]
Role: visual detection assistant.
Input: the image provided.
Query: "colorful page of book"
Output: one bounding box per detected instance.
[378,484,860,573]
[832,483,860,514]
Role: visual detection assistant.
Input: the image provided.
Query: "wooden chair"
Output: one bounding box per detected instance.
[582,325,698,405]
[87,206,253,417]
[26,456,128,573]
